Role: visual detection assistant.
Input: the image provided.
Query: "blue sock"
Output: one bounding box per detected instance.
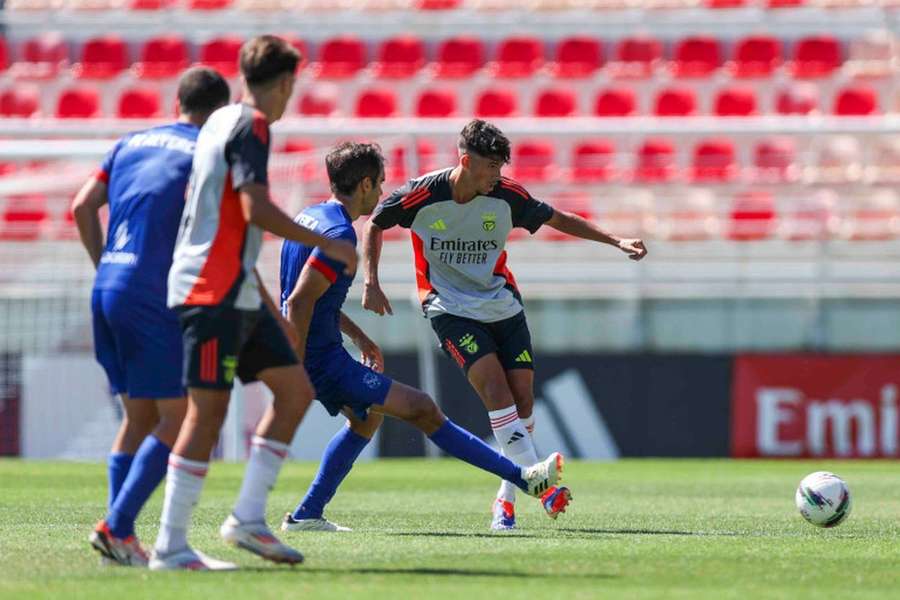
[428,419,527,491]
[292,428,370,520]
[107,452,134,509]
[107,435,171,538]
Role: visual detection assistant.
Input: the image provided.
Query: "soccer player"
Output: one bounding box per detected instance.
[148,36,357,571]
[278,141,565,534]
[362,120,648,530]
[72,67,231,566]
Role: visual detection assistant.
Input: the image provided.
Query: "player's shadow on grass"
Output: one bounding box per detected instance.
[387,531,543,539]
[559,527,739,537]
[249,566,616,579]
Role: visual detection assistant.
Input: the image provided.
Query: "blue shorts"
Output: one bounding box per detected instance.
[92,288,184,399]
[305,347,392,420]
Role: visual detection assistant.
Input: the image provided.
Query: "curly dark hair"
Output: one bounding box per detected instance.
[458,119,511,164]
[325,142,385,196]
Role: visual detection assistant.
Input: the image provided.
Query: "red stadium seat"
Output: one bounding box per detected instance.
[0,37,8,72]
[670,36,722,78]
[730,36,782,79]
[133,35,189,80]
[776,84,819,115]
[550,36,603,79]
[510,140,555,183]
[298,88,338,117]
[415,0,461,8]
[654,88,696,117]
[833,86,878,116]
[475,88,517,117]
[73,35,128,79]
[539,192,596,242]
[415,88,457,118]
[0,88,40,117]
[491,37,544,78]
[609,36,662,79]
[594,87,636,117]
[199,36,242,78]
[11,33,69,80]
[690,138,737,183]
[314,36,367,79]
[117,87,162,118]
[706,0,747,7]
[634,138,677,183]
[728,190,776,241]
[187,0,232,9]
[128,0,176,9]
[56,87,101,118]
[571,139,616,183]
[714,87,756,116]
[534,88,576,117]
[372,35,425,79]
[280,139,319,182]
[790,36,842,79]
[1,195,49,241]
[355,88,397,118]
[752,136,799,183]
[767,0,805,6]
[432,36,485,79]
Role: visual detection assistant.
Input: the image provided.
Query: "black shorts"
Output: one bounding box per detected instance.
[431,310,534,375]
[177,303,298,390]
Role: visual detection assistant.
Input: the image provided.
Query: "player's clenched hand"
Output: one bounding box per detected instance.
[362,282,393,316]
[355,335,385,373]
[618,238,648,261]
[322,239,358,275]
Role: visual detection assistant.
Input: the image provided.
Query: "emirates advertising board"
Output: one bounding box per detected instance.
[732,355,900,458]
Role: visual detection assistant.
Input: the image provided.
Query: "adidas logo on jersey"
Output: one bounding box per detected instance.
[507,431,525,445]
[515,350,533,363]
[429,219,447,231]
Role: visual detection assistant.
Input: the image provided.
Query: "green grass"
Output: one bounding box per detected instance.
[0,459,898,599]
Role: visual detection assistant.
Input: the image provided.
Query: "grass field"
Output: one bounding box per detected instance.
[0,459,898,599]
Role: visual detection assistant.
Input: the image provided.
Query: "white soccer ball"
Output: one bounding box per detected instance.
[795,471,852,528]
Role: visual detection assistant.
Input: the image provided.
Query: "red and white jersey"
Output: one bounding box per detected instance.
[167,103,270,310]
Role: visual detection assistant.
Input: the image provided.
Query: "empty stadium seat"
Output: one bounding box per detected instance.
[490,37,544,78]
[117,87,162,118]
[780,188,837,241]
[313,36,367,79]
[372,35,425,79]
[10,33,69,80]
[714,87,757,116]
[813,135,863,183]
[56,87,101,118]
[571,139,616,183]
[634,138,677,183]
[0,37,7,73]
[654,88,696,117]
[776,84,819,115]
[865,136,900,184]
[0,88,40,117]
[842,188,899,241]
[298,87,339,117]
[609,36,662,79]
[691,138,738,183]
[539,192,597,242]
[550,36,603,78]
[654,187,719,241]
[670,36,722,78]
[510,140,556,182]
[593,189,653,240]
[833,85,879,115]
[133,35,189,80]
[729,36,782,78]
[790,35,842,79]
[73,35,129,79]
[199,36,242,78]
[728,190,776,241]
[1,195,49,241]
[416,0,463,8]
[280,139,321,182]
[752,136,799,183]
[844,30,897,79]
[128,0,177,9]
[355,88,397,118]
[534,88,577,117]
[415,88,457,117]
[432,36,485,79]
[594,87,636,117]
[187,0,232,9]
[475,88,517,117]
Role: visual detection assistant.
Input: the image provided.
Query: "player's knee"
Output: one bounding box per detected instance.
[407,391,442,427]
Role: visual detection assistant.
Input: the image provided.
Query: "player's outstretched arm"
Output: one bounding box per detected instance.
[284,264,331,363]
[361,220,393,316]
[339,312,384,373]
[71,177,109,267]
[239,183,358,274]
[545,209,648,261]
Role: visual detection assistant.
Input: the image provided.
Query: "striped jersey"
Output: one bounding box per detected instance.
[371,168,554,323]
[167,103,270,310]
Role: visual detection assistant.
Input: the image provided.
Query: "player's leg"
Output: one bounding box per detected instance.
[283,410,382,532]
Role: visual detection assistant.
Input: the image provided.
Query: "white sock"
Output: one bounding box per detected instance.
[489,406,539,504]
[155,455,208,555]
[232,436,289,523]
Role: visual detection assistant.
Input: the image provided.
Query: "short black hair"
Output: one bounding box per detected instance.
[326,142,385,196]
[176,67,230,115]
[458,119,511,164]
[240,35,301,87]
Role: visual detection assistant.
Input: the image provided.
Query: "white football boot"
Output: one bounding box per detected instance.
[281,513,352,532]
[220,514,304,565]
[148,546,237,571]
[522,452,564,498]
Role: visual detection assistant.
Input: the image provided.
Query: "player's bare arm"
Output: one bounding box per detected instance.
[71,177,109,267]
[545,208,648,261]
[284,262,331,362]
[255,269,299,349]
[339,312,384,373]
[361,219,393,315]
[239,182,359,274]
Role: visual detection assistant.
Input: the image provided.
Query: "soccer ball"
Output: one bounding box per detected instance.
[795,471,852,528]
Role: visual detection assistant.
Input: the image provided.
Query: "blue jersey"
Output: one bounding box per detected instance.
[280,200,356,357]
[93,122,199,301]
